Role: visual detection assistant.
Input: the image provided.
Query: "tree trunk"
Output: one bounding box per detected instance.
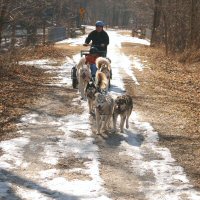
[0,24,3,47]
[150,0,161,46]
[162,11,168,55]
[26,25,37,46]
[43,20,46,45]
[190,0,197,48]
[10,23,16,49]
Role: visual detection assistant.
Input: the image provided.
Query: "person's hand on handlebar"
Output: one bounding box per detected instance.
[83,43,90,46]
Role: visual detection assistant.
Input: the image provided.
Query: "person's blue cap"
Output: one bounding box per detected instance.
[95,21,104,27]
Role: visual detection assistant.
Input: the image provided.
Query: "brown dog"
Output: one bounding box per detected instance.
[96,57,111,71]
[95,71,108,94]
[113,94,133,133]
[96,57,111,87]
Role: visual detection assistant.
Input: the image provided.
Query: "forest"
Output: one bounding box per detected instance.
[0,0,200,54]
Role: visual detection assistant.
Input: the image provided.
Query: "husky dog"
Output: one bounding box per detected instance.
[95,71,109,94]
[76,57,91,99]
[113,94,133,133]
[94,92,114,135]
[85,81,97,114]
[96,57,111,87]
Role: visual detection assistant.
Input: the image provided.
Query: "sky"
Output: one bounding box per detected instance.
[0,27,200,200]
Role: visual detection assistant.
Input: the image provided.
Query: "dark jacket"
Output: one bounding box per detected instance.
[85,30,109,52]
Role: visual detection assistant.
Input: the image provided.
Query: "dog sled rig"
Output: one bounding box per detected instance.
[71,45,107,89]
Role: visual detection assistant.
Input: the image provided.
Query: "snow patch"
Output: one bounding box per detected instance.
[0,137,30,169]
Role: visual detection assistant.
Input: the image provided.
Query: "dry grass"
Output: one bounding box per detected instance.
[178,49,200,64]
[18,45,81,60]
[117,30,132,36]
[121,42,200,189]
[54,43,87,56]
[0,44,85,63]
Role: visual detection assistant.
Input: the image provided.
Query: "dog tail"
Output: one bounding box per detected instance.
[96,72,108,89]
[96,57,111,71]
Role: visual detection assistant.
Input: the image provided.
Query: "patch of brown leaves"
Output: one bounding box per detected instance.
[0,45,81,141]
[0,62,51,140]
[17,45,70,61]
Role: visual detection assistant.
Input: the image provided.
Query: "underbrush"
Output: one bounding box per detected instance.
[0,61,50,140]
[178,49,200,64]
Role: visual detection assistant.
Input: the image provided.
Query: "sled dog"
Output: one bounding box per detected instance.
[96,57,111,71]
[95,71,109,94]
[94,92,114,135]
[96,57,111,87]
[76,57,91,99]
[85,81,97,114]
[113,94,133,133]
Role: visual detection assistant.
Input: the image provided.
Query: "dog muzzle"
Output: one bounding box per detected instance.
[96,105,104,112]
[87,92,94,98]
[81,73,86,79]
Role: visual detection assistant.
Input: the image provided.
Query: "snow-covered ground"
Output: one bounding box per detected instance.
[0,28,200,200]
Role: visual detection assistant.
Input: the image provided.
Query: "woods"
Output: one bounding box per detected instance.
[151,0,200,53]
[0,0,153,49]
[0,0,200,54]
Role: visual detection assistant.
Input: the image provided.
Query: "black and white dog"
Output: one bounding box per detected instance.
[85,81,97,114]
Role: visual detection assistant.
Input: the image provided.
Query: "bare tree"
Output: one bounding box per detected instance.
[151,0,200,53]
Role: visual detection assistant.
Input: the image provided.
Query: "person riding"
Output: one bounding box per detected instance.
[83,21,109,56]
[85,47,100,80]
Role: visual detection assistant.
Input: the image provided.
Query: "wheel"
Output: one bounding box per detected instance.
[72,78,78,89]
[71,66,78,88]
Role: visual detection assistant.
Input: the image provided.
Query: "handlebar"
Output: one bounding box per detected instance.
[82,44,107,57]
[83,43,91,46]
[83,43,106,48]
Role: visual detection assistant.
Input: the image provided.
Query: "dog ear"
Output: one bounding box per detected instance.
[77,57,86,69]
[106,57,111,63]
[95,92,101,97]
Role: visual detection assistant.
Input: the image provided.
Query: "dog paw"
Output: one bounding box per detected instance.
[101,133,108,138]
[81,97,87,101]
[96,131,101,135]
[90,112,95,118]
[111,128,116,132]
